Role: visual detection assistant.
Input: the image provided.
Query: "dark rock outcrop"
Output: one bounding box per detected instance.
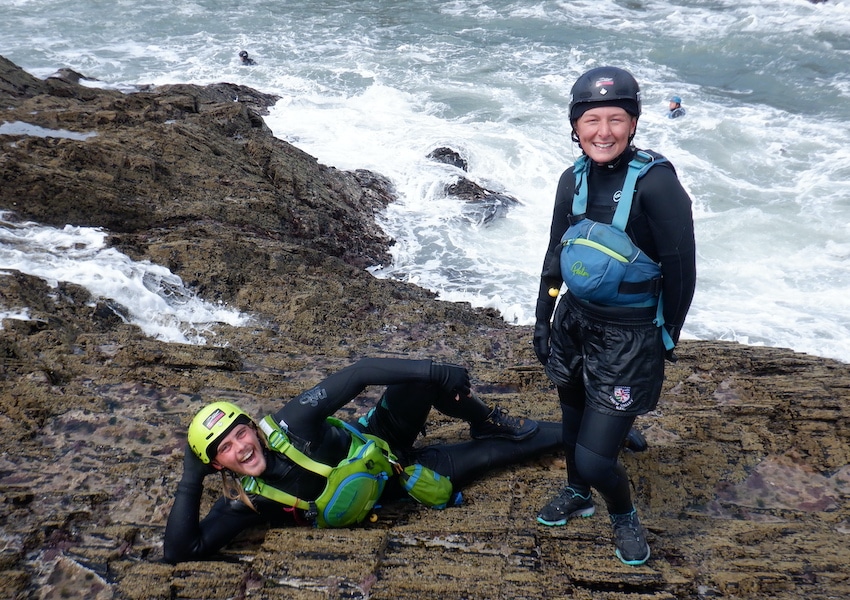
[1,56,849,599]
[445,176,521,225]
[427,145,521,225]
[427,146,469,171]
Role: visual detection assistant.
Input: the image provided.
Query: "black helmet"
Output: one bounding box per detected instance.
[569,66,641,122]
[239,50,249,58]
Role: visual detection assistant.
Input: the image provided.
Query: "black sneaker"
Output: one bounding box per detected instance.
[536,486,595,526]
[623,428,648,453]
[469,406,538,441]
[610,508,650,566]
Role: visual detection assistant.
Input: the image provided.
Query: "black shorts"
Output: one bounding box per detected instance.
[545,293,665,416]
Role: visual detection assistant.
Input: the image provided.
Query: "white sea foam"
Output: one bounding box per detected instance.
[0,121,97,140]
[0,214,249,345]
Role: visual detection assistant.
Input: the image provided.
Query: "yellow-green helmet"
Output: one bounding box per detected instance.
[187,401,253,464]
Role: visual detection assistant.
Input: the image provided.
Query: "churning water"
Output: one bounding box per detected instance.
[2,0,850,361]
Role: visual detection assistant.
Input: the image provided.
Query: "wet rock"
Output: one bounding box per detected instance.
[445,176,521,225]
[1,56,850,599]
[426,146,521,225]
[427,146,469,171]
[0,55,49,97]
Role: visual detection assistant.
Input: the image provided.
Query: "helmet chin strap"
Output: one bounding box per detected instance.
[603,155,625,169]
[612,144,638,168]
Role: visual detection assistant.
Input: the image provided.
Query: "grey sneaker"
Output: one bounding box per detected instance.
[536,486,595,526]
[469,406,538,441]
[610,508,650,565]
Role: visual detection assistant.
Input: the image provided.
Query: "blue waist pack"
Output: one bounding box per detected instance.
[560,216,661,306]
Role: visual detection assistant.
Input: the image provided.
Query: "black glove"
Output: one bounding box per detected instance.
[429,362,471,400]
[181,442,216,483]
[533,292,556,366]
[665,324,681,345]
[533,320,551,365]
[663,324,680,363]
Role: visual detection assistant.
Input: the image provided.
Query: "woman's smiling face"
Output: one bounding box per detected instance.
[211,423,267,476]
[573,106,636,164]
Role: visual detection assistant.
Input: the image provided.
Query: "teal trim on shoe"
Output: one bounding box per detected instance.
[610,508,650,566]
[615,546,650,566]
[536,486,595,527]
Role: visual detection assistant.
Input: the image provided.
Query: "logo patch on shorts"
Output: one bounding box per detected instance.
[611,386,634,410]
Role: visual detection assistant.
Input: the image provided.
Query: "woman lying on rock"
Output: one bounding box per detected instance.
[164,357,561,563]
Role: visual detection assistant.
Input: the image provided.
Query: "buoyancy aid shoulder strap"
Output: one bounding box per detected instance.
[258,415,333,477]
[258,415,397,476]
[241,474,310,510]
[571,155,591,216]
[617,149,673,351]
[244,415,340,512]
[239,416,313,509]
[611,150,668,231]
[572,150,668,230]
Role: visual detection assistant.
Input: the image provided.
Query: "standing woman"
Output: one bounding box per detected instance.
[532,66,696,565]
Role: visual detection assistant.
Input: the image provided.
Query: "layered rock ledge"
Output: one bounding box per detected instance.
[1,56,849,599]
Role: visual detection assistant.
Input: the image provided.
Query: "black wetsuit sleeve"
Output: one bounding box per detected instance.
[163,477,266,563]
[536,167,575,320]
[633,165,697,340]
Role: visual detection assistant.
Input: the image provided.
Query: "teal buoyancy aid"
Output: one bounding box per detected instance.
[560,150,675,350]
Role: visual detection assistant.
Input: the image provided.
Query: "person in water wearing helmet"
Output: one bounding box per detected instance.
[532,66,696,565]
[164,357,561,563]
[239,50,256,65]
[667,95,686,119]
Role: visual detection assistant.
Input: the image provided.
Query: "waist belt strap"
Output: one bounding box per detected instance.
[618,277,663,296]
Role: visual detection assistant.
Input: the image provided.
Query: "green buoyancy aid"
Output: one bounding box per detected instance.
[241,415,397,528]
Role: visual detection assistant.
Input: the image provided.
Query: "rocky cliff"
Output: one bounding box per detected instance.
[1,56,848,600]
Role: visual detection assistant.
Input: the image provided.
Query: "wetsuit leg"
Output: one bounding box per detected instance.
[363,383,435,450]
[557,385,590,494]
[573,409,636,515]
[431,390,491,423]
[364,382,493,451]
[412,422,563,489]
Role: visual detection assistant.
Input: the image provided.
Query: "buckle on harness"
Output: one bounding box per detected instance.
[633,149,655,165]
[567,213,586,227]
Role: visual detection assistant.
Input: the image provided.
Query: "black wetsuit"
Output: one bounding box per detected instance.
[164,358,561,563]
[534,146,696,514]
